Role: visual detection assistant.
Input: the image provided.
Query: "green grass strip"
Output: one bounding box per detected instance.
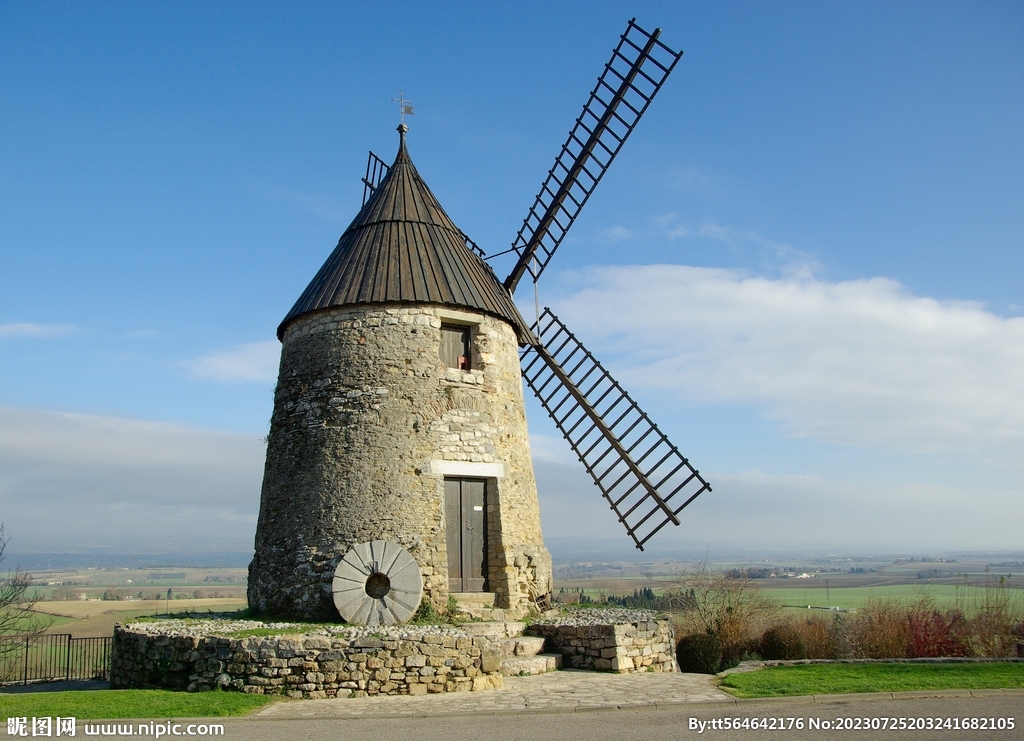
[0,689,277,719]
[719,662,1024,698]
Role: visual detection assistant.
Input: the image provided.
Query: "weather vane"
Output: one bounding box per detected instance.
[391,90,415,124]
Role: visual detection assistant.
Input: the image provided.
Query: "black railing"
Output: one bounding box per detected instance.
[0,634,111,685]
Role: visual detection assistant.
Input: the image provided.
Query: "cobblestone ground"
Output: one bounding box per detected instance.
[254,670,732,718]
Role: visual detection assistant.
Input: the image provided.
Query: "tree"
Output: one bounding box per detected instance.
[0,523,47,654]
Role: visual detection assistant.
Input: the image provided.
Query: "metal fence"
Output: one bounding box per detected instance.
[0,634,111,685]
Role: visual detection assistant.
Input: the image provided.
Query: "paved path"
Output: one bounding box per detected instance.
[255,670,740,718]
[10,672,1023,740]
[234,695,1024,741]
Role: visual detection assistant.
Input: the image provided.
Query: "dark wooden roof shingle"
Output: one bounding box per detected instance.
[279,127,533,343]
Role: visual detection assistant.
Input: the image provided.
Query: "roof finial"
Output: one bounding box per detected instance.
[396,123,409,161]
[391,90,415,125]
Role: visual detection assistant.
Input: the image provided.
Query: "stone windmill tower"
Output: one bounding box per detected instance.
[248,19,710,624]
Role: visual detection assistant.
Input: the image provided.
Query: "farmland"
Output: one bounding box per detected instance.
[13,553,1023,639]
[23,566,247,638]
[551,554,1024,613]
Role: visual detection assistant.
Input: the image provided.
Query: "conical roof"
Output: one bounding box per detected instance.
[279,126,533,343]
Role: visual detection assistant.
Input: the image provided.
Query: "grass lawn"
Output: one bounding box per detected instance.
[0,689,278,719]
[719,662,1024,698]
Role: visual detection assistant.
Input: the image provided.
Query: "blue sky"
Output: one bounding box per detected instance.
[1,2,1021,558]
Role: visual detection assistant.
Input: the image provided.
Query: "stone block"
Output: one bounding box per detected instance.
[480,649,502,674]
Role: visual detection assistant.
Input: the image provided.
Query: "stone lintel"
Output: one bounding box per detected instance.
[434,307,484,325]
[428,460,505,478]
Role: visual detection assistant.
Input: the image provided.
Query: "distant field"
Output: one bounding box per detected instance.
[553,581,1021,614]
[32,598,247,619]
[758,585,964,611]
[29,598,247,638]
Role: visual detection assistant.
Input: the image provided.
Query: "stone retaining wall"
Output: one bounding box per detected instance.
[111,625,503,698]
[526,615,676,673]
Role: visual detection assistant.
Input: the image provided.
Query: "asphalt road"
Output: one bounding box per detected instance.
[68,694,1022,740]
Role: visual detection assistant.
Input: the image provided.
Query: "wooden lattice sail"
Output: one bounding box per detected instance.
[520,310,710,549]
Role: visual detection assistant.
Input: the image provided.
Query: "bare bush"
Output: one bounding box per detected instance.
[670,559,780,667]
[792,614,844,659]
[957,573,1023,658]
[847,597,910,658]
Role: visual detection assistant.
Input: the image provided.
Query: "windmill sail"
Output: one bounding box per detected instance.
[520,309,709,549]
[362,151,390,205]
[504,19,683,293]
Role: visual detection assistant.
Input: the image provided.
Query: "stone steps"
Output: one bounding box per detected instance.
[496,634,559,676]
[450,593,512,621]
[456,606,510,621]
[499,654,562,677]
[498,636,547,658]
[451,592,497,608]
[459,621,526,639]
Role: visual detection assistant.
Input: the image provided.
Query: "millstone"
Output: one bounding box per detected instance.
[332,540,423,625]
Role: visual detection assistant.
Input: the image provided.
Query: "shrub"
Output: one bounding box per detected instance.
[848,597,910,658]
[677,632,722,674]
[759,624,808,660]
[906,596,971,658]
[671,560,780,668]
[794,615,843,659]
[719,636,760,670]
[961,574,1023,658]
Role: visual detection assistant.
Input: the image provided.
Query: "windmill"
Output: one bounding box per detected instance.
[365,19,711,552]
[248,18,710,624]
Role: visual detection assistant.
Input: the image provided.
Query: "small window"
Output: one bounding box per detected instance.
[439,324,471,370]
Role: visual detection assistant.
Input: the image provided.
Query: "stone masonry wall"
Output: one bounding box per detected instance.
[248,304,552,620]
[526,613,677,673]
[111,625,504,698]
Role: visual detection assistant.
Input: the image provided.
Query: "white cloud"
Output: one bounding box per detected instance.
[602,226,634,242]
[0,407,264,551]
[0,323,74,339]
[550,265,1024,458]
[696,222,822,277]
[181,340,280,382]
[528,434,570,464]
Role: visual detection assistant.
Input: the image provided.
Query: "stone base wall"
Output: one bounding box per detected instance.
[111,626,503,698]
[526,617,677,673]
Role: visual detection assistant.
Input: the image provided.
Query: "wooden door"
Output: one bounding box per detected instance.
[444,478,487,592]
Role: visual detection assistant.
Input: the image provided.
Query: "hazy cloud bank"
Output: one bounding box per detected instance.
[0,407,1017,556]
[0,407,264,551]
[551,265,1024,459]
[532,446,1023,552]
